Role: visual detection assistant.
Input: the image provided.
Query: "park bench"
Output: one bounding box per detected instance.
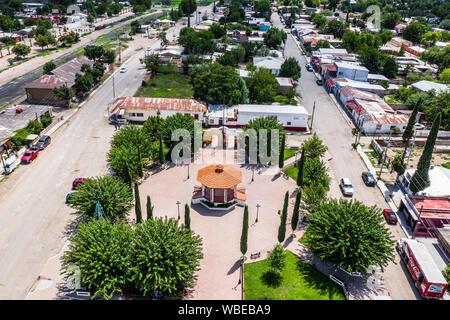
[250,252,261,259]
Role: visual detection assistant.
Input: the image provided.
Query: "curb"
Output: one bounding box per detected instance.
[355,145,410,238]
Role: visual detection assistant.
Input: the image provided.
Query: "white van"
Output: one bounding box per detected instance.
[4,155,18,174]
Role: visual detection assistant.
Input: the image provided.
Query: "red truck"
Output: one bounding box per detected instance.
[396,238,448,299]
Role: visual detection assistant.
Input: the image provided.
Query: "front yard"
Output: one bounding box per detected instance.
[244,251,345,300]
[135,70,193,99]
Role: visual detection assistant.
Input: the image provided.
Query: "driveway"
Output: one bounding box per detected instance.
[272,12,418,300]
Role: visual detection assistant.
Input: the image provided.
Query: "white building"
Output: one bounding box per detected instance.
[334,62,369,82]
[411,80,450,94]
[253,56,285,76]
[207,104,309,131]
[110,97,207,123]
[399,166,450,197]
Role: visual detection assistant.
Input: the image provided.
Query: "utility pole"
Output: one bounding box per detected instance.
[310,101,316,131]
[112,75,116,98]
[378,147,388,179]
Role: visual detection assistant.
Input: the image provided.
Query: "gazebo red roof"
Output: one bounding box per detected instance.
[197,165,242,189]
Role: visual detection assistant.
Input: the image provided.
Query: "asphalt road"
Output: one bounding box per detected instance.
[0,6,215,298]
[0,10,163,107]
[272,13,419,300]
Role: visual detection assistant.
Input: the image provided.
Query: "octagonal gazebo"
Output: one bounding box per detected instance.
[192,164,246,210]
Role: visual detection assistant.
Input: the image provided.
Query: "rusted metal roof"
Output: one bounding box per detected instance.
[24,74,65,89]
[112,97,207,113]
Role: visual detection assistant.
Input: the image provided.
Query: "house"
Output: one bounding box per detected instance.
[367,73,389,85]
[334,62,369,82]
[399,166,450,197]
[247,36,265,45]
[346,97,409,134]
[327,78,387,96]
[276,77,294,93]
[25,56,94,107]
[404,45,426,57]
[207,104,309,131]
[109,97,208,123]
[253,56,285,76]
[399,195,450,237]
[411,80,449,94]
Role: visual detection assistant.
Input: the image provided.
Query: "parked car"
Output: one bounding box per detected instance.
[361,171,376,186]
[306,64,312,71]
[339,178,354,197]
[36,135,51,150]
[66,191,75,204]
[120,66,127,73]
[21,148,39,163]
[72,177,88,190]
[414,123,425,130]
[316,79,323,85]
[383,208,398,225]
[4,155,18,174]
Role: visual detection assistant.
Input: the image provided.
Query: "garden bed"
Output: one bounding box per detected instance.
[135,71,193,99]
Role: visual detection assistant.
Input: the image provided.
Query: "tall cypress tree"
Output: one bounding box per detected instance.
[158,135,164,164]
[278,192,289,243]
[240,206,249,258]
[401,98,421,162]
[146,195,153,220]
[409,113,441,193]
[134,183,142,223]
[279,133,285,169]
[184,203,191,229]
[291,190,302,234]
[296,148,305,187]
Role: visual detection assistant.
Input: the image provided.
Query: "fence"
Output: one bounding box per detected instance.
[329,275,349,299]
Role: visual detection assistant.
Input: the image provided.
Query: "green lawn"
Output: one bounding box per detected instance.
[283,165,298,181]
[244,251,345,300]
[284,147,299,161]
[365,151,381,168]
[442,162,450,170]
[135,72,193,98]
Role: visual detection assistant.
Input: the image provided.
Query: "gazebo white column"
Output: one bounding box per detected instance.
[224,189,227,202]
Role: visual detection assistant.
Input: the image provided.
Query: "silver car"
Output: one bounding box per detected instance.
[339,178,354,197]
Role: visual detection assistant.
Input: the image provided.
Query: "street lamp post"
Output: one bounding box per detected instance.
[255,204,261,223]
[176,201,181,220]
[187,163,190,179]
[251,166,255,182]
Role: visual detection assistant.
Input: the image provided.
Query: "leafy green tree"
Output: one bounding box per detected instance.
[263,27,287,49]
[302,133,327,158]
[247,68,278,103]
[381,12,401,29]
[277,192,289,243]
[179,28,216,55]
[403,21,429,44]
[143,115,165,142]
[179,0,197,27]
[53,85,74,106]
[131,217,203,295]
[158,31,169,48]
[296,147,305,187]
[291,190,301,234]
[246,117,284,164]
[439,68,450,84]
[161,113,195,151]
[35,33,56,49]
[267,244,286,274]
[210,23,226,39]
[279,57,301,81]
[146,195,153,220]
[184,203,191,229]
[304,199,395,272]
[409,113,442,193]
[140,53,160,76]
[312,14,327,28]
[68,176,134,223]
[191,62,247,105]
[443,264,450,286]
[12,43,30,58]
[62,219,134,299]
[240,205,249,257]
[74,72,94,94]
[134,183,142,223]
[382,55,399,79]
[43,60,56,74]
[304,157,330,189]
[322,19,347,39]
[84,45,105,62]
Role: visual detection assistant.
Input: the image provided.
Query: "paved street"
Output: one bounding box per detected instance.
[0,8,215,298]
[272,12,419,300]
[0,10,162,107]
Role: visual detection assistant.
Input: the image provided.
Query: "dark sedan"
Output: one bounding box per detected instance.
[362,171,376,186]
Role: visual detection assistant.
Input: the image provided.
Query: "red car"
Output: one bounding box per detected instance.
[72,177,88,190]
[383,209,398,225]
[21,148,39,163]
